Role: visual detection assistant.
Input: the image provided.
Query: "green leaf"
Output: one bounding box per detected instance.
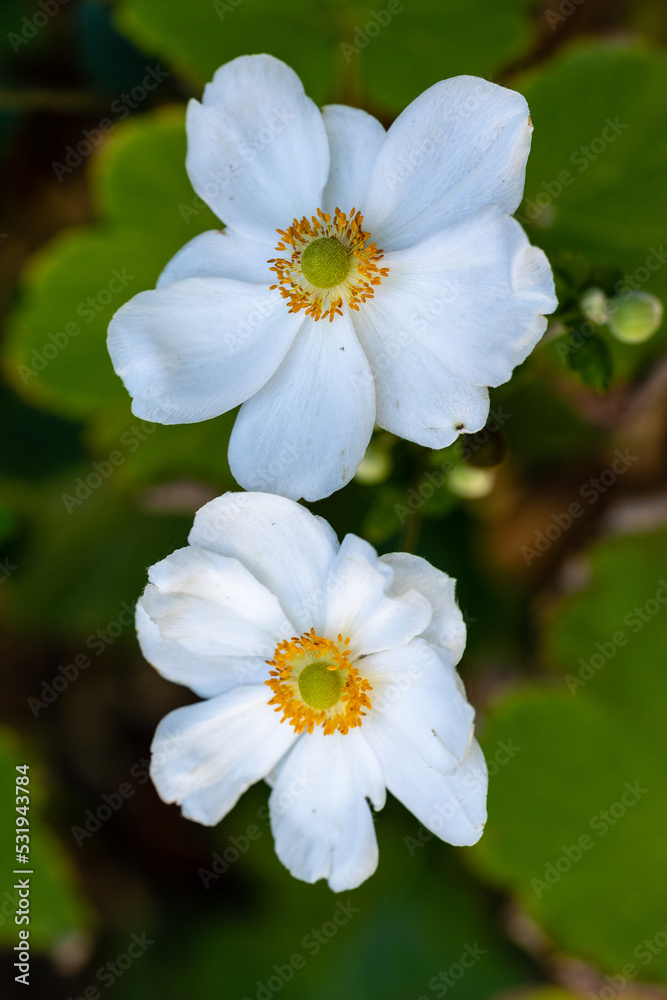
[564,331,612,391]
[104,784,532,1000]
[84,410,236,492]
[6,474,190,634]
[357,0,537,110]
[491,374,603,470]
[516,44,667,375]
[2,109,217,420]
[472,529,667,983]
[0,727,91,950]
[113,0,537,110]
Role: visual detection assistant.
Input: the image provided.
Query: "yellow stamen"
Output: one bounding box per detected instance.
[265,628,372,735]
[268,207,390,323]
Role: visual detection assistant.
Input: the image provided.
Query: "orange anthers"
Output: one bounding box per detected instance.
[268,207,389,322]
[265,627,372,736]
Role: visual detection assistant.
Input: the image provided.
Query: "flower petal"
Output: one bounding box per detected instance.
[187,492,339,635]
[186,54,329,242]
[136,604,270,698]
[379,552,466,660]
[324,534,431,657]
[157,229,275,289]
[374,205,557,387]
[352,299,489,447]
[142,546,293,657]
[320,104,385,216]
[150,686,297,825]
[269,727,385,891]
[363,639,474,771]
[366,725,488,846]
[107,278,302,423]
[363,75,533,250]
[228,312,376,502]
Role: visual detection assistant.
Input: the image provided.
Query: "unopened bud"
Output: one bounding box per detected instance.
[579,286,608,325]
[607,290,663,344]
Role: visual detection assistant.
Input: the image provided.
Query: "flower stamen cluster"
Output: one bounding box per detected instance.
[265,627,372,735]
[268,207,389,322]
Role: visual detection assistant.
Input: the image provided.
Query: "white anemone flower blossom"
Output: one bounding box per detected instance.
[139,491,487,891]
[108,54,556,503]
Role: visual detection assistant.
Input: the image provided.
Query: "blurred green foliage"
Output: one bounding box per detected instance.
[0,728,90,949]
[474,529,667,978]
[114,0,537,108]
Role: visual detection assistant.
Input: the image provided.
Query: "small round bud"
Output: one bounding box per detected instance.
[579,287,608,326]
[355,442,392,484]
[447,466,495,499]
[606,291,663,344]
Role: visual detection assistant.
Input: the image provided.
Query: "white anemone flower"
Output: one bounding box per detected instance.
[108,54,556,503]
[139,491,487,891]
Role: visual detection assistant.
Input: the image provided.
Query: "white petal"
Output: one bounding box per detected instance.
[150,686,297,825]
[142,546,293,657]
[136,603,270,698]
[375,205,557,387]
[366,726,487,846]
[228,312,376,502]
[107,278,302,423]
[379,552,466,661]
[363,639,474,771]
[324,534,431,657]
[320,104,385,216]
[363,76,533,250]
[188,492,339,635]
[269,728,385,891]
[157,229,275,289]
[186,54,329,242]
[352,299,489,447]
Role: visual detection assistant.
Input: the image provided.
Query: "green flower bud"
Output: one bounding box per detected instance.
[606,291,663,344]
[579,287,608,326]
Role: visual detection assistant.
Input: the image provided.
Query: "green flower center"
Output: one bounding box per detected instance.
[300,237,350,289]
[297,660,344,710]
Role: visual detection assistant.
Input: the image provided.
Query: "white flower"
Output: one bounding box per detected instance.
[108,54,556,502]
[139,491,487,892]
